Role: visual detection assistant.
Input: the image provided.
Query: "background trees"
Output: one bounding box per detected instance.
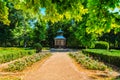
[0,0,120,49]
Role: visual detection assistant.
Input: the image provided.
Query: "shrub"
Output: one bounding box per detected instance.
[94,41,109,50]
[34,43,42,53]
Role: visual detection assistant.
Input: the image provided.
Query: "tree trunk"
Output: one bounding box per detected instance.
[24,40,27,48]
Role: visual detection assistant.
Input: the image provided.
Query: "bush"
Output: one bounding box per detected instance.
[34,43,42,53]
[95,41,109,50]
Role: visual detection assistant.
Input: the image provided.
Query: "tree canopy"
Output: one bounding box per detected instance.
[0,0,120,48]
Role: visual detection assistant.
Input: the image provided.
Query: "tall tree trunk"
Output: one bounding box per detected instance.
[24,40,27,48]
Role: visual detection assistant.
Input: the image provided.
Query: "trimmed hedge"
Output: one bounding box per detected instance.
[0,49,35,63]
[82,49,120,67]
[4,53,51,72]
[94,41,109,50]
[69,52,107,70]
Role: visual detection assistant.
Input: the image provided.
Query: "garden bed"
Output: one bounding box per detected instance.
[69,52,108,70]
[3,53,51,72]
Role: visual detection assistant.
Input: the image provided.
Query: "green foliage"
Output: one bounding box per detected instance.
[12,25,34,47]
[73,7,97,48]
[0,47,35,63]
[34,43,42,53]
[82,49,120,67]
[1,0,88,25]
[75,25,97,48]
[33,21,47,44]
[99,30,120,49]
[86,0,119,35]
[0,25,13,47]
[69,52,107,70]
[0,0,120,49]
[0,0,10,25]
[0,1,34,47]
[5,53,51,72]
[95,41,109,50]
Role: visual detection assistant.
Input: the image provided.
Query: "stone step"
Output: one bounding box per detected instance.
[50,48,70,52]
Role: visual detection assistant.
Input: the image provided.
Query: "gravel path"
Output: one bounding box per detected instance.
[23,52,92,80]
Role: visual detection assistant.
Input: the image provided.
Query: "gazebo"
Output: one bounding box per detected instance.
[54,29,66,48]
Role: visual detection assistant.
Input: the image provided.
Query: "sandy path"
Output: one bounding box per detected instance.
[23,52,92,80]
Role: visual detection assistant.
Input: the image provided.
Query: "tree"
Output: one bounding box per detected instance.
[86,0,120,35]
[0,0,120,49]
[33,20,47,45]
[0,0,10,25]
[0,0,88,25]
[0,23,13,47]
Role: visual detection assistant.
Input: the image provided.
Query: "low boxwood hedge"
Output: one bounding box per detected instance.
[82,49,120,67]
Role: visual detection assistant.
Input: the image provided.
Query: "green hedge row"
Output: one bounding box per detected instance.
[0,50,35,63]
[94,41,109,50]
[4,53,51,72]
[69,52,107,71]
[82,49,120,67]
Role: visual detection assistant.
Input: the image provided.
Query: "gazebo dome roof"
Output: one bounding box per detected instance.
[55,35,66,39]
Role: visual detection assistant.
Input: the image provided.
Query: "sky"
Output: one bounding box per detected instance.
[109,7,120,14]
[40,8,46,16]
